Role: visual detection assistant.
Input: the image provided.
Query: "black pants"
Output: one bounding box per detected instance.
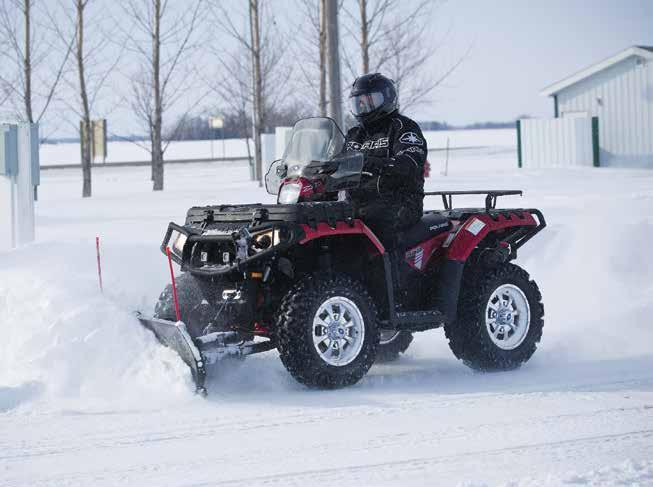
[357,202,421,250]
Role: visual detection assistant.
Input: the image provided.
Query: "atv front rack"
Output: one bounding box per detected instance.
[424,190,523,211]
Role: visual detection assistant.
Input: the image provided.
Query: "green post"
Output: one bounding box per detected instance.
[516,119,523,168]
[591,116,600,167]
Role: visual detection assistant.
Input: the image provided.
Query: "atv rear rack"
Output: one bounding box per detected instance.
[424,190,523,211]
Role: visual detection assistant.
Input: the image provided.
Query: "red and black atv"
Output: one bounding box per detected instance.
[138,117,546,394]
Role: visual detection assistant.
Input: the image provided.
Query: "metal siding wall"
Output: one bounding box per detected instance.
[520,117,594,168]
[556,57,652,167]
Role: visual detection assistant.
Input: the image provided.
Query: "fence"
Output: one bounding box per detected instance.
[518,117,600,168]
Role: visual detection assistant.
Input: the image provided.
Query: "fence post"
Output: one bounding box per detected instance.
[516,119,523,168]
[591,116,600,167]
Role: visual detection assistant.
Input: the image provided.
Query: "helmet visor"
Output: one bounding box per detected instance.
[350,91,385,116]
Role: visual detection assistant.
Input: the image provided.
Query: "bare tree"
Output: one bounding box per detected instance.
[0,0,73,125]
[343,0,467,111]
[118,0,204,191]
[43,0,124,197]
[292,0,327,116]
[208,1,293,181]
[73,0,92,197]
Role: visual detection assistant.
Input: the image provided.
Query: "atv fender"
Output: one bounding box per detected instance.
[299,219,385,255]
[436,210,544,323]
[446,211,539,262]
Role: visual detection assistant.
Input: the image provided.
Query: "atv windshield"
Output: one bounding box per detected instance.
[265,117,345,195]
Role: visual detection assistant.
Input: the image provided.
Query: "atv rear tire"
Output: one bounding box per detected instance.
[445,263,543,371]
[376,331,413,362]
[276,274,379,389]
[154,273,211,338]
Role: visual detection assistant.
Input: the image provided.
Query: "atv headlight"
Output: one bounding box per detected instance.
[250,229,281,253]
[278,182,302,204]
[171,231,187,257]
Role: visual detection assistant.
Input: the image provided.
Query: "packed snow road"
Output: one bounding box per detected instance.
[1,150,653,486]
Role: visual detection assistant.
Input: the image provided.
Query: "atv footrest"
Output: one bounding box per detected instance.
[394,310,446,332]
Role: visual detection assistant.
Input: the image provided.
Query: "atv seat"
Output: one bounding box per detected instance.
[398,213,451,249]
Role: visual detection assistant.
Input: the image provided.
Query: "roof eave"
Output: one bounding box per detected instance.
[540,47,653,97]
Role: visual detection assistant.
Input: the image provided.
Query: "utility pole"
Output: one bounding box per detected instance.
[23,0,34,124]
[318,0,327,117]
[249,0,263,186]
[325,0,342,128]
[359,0,369,73]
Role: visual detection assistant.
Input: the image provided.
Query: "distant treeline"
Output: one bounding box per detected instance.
[42,115,530,144]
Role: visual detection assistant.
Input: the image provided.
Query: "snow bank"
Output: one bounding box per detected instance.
[525,215,653,363]
[3,154,652,412]
[0,243,196,411]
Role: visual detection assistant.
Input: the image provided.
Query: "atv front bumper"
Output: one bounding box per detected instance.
[160,222,303,276]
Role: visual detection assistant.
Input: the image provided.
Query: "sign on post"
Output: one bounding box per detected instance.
[92,119,107,162]
[80,119,108,164]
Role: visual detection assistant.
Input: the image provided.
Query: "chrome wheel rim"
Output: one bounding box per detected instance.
[379,329,400,345]
[485,284,530,350]
[312,297,365,366]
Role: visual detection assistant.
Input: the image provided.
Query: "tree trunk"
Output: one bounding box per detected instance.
[359,0,369,74]
[325,0,342,128]
[23,0,33,123]
[249,0,263,186]
[76,0,92,198]
[319,0,327,116]
[152,0,164,191]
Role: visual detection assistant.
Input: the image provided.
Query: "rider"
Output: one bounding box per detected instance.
[343,73,427,248]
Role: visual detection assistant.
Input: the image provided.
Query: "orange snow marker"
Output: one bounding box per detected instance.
[166,246,181,322]
[96,236,104,293]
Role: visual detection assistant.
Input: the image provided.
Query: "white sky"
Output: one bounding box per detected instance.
[426,0,653,124]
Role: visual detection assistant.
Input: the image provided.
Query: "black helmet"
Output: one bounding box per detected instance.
[349,73,398,125]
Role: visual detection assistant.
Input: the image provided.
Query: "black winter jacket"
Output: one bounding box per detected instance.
[343,112,427,230]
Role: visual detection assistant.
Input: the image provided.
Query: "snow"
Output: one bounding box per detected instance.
[1,146,653,486]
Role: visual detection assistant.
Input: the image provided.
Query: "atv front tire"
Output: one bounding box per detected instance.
[277,274,379,389]
[376,331,413,362]
[445,263,544,371]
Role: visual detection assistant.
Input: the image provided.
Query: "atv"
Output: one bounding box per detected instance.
[138,117,546,394]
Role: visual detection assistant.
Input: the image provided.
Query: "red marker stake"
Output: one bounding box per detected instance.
[96,236,104,293]
[166,246,181,322]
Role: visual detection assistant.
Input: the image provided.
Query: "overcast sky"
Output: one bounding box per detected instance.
[3,0,652,136]
[425,0,653,124]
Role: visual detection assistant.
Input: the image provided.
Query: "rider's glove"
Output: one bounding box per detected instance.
[364,156,387,175]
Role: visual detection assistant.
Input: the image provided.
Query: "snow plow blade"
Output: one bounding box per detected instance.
[135,313,207,395]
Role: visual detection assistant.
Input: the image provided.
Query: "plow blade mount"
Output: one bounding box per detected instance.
[136,313,207,395]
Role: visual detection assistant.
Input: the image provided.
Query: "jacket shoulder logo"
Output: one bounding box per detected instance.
[399,132,423,146]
